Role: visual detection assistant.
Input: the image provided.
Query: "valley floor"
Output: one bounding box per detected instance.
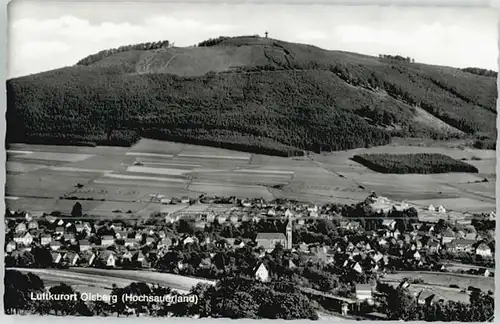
[6,138,496,219]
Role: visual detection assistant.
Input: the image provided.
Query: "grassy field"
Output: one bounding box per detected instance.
[381,271,494,293]
[5,139,496,218]
[11,267,206,295]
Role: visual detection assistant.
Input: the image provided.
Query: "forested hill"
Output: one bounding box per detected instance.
[6,35,497,156]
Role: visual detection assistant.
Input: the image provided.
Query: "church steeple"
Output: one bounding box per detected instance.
[286,210,293,249]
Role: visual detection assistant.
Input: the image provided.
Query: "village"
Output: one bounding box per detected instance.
[4,193,496,317]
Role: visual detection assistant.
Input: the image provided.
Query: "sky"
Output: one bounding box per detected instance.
[7,1,499,78]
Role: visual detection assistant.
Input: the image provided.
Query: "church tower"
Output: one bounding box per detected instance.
[286,213,293,249]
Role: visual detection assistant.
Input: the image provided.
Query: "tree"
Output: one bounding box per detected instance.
[71,202,83,217]
[49,283,79,315]
[177,219,195,235]
[219,291,258,318]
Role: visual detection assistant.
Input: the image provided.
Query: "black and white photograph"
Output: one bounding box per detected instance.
[4,1,497,321]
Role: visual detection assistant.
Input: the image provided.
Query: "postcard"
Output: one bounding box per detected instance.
[4,1,497,321]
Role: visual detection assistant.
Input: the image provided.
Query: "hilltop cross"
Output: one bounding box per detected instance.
[265,31,268,38]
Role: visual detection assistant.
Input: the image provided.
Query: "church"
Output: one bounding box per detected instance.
[255,213,293,251]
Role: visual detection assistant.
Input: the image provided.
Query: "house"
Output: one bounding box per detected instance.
[115,231,128,239]
[241,200,252,208]
[64,252,80,266]
[79,240,91,252]
[309,210,319,218]
[346,221,361,231]
[341,303,349,316]
[6,241,16,253]
[63,233,76,244]
[13,234,24,245]
[256,233,286,251]
[254,263,270,282]
[24,212,33,222]
[352,262,363,274]
[411,222,423,231]
[206,213,216,222]
[382,219,397,230]
[27,220,39,230]
[133,251,150,268]
[356,284,374,304]
[378,238,387,246]
[438,205,446,213]
[371,252,384,263]
[55,227,65,235]
[199,258,212,269]
[398,279,411,289]
[41,235,52,246]
[441,228,456,244]
[45,215,57,224]
[475,243,492,258]
[51,252,62,264]
[75,223,84,232]
[122,251,133,263]
[177,261,188,270]
[83,222,92,233]
[183,237,196,245]
[477,268,491,277]
[135,232,143,241]
[14,233,33,246]
[81,250,96,267]
[123,238,136,248]
[15,223,27,234]
[448,239,475,254]
[101,235,115,247]
[161,198,172,205]
[413,251,421,261]
[416,289,443,306]
[464,228,477,240]
[50,241,62,251]
[111,223,123,231]
[307,205,318,213]
[427,240,441,254]
[428,204,435,212]
[97,250,117,268]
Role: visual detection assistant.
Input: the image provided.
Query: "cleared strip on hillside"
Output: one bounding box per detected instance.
[103,173,187,183]
[177,153,250,160]
[6,150,33,154]
[235,169,295,175]
[126,165,191,176]
[125,152,174,158]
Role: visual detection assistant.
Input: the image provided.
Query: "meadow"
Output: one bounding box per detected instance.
[381,271,494,293]
[5,138,496,218]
